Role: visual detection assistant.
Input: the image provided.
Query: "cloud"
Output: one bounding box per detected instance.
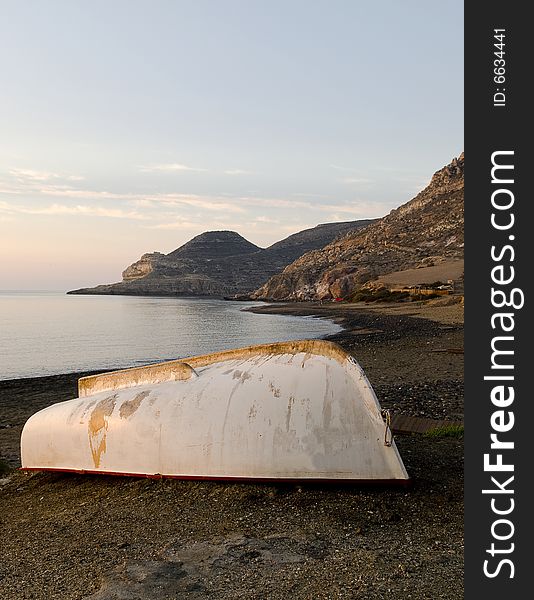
[139,163,207,173]
[222,169,250,175]
[143,193,246,214]
[235,196,380,215]
[236,196,309,209]
[8,168,85,182]
[132,198,156,208]
[140,164,254,176]
[37,186,129,200]
[33,204,148,220]
[242,216,281,230]
[146,219,202,230]
[315,201,389,217]
[0,201,147,220]
[148,218,240,231]
[1,181,137,201]
[141,165,253,176]
[330,164,356,172]
[255,216,279,224]
[1,177,390,227]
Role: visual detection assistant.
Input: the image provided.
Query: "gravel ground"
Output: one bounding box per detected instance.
[375,381,464,421]
[0,301,464,599]
[1,434,463,600]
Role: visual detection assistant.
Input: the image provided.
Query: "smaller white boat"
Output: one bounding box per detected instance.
[21,340,409,484]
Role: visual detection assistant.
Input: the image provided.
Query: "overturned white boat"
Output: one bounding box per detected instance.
[21,340,409,483]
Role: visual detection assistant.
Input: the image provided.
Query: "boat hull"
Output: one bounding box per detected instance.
[21,340,409,483]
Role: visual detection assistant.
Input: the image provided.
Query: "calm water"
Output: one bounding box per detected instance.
[0,292,342,380]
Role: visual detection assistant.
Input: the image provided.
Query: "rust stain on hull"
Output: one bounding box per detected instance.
[232,369,252,382]
[285,395,295,432]
[88,394,117,468]
[119,391,150,419]
[269,382,281,398]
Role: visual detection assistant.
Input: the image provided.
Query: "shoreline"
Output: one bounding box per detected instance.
[0,296,342,384]
[245,296,464,326]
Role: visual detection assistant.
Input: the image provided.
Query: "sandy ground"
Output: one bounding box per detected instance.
[376,260,464,288]
[0,300,464,600]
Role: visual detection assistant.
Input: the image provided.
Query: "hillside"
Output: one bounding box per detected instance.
[252,154,464,300]
[68,221,374,297]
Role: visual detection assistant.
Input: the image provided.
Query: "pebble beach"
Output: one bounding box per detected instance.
[0,299,464,599]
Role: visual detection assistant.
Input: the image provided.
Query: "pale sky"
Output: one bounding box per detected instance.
[0,0,463,290]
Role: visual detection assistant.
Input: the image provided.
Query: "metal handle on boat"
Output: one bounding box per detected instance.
[381,409,392,447]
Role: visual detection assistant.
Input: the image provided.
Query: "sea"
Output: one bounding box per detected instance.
[0,291,342,381]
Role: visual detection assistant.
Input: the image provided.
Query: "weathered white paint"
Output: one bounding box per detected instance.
[21,340,409,482]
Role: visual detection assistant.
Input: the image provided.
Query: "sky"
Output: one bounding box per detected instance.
[0,0,464,290]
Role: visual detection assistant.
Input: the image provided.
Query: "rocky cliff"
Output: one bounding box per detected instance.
[68,221,374,297]
[252,154,464,300]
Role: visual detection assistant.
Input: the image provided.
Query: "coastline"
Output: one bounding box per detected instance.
[0,294,342,382]
[0,299,464,599]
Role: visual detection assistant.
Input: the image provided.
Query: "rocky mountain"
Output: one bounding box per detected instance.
[252,153,464,301]
[68,221,374,297]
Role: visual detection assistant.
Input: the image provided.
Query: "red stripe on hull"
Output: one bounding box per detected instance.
[20,467,412,487]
